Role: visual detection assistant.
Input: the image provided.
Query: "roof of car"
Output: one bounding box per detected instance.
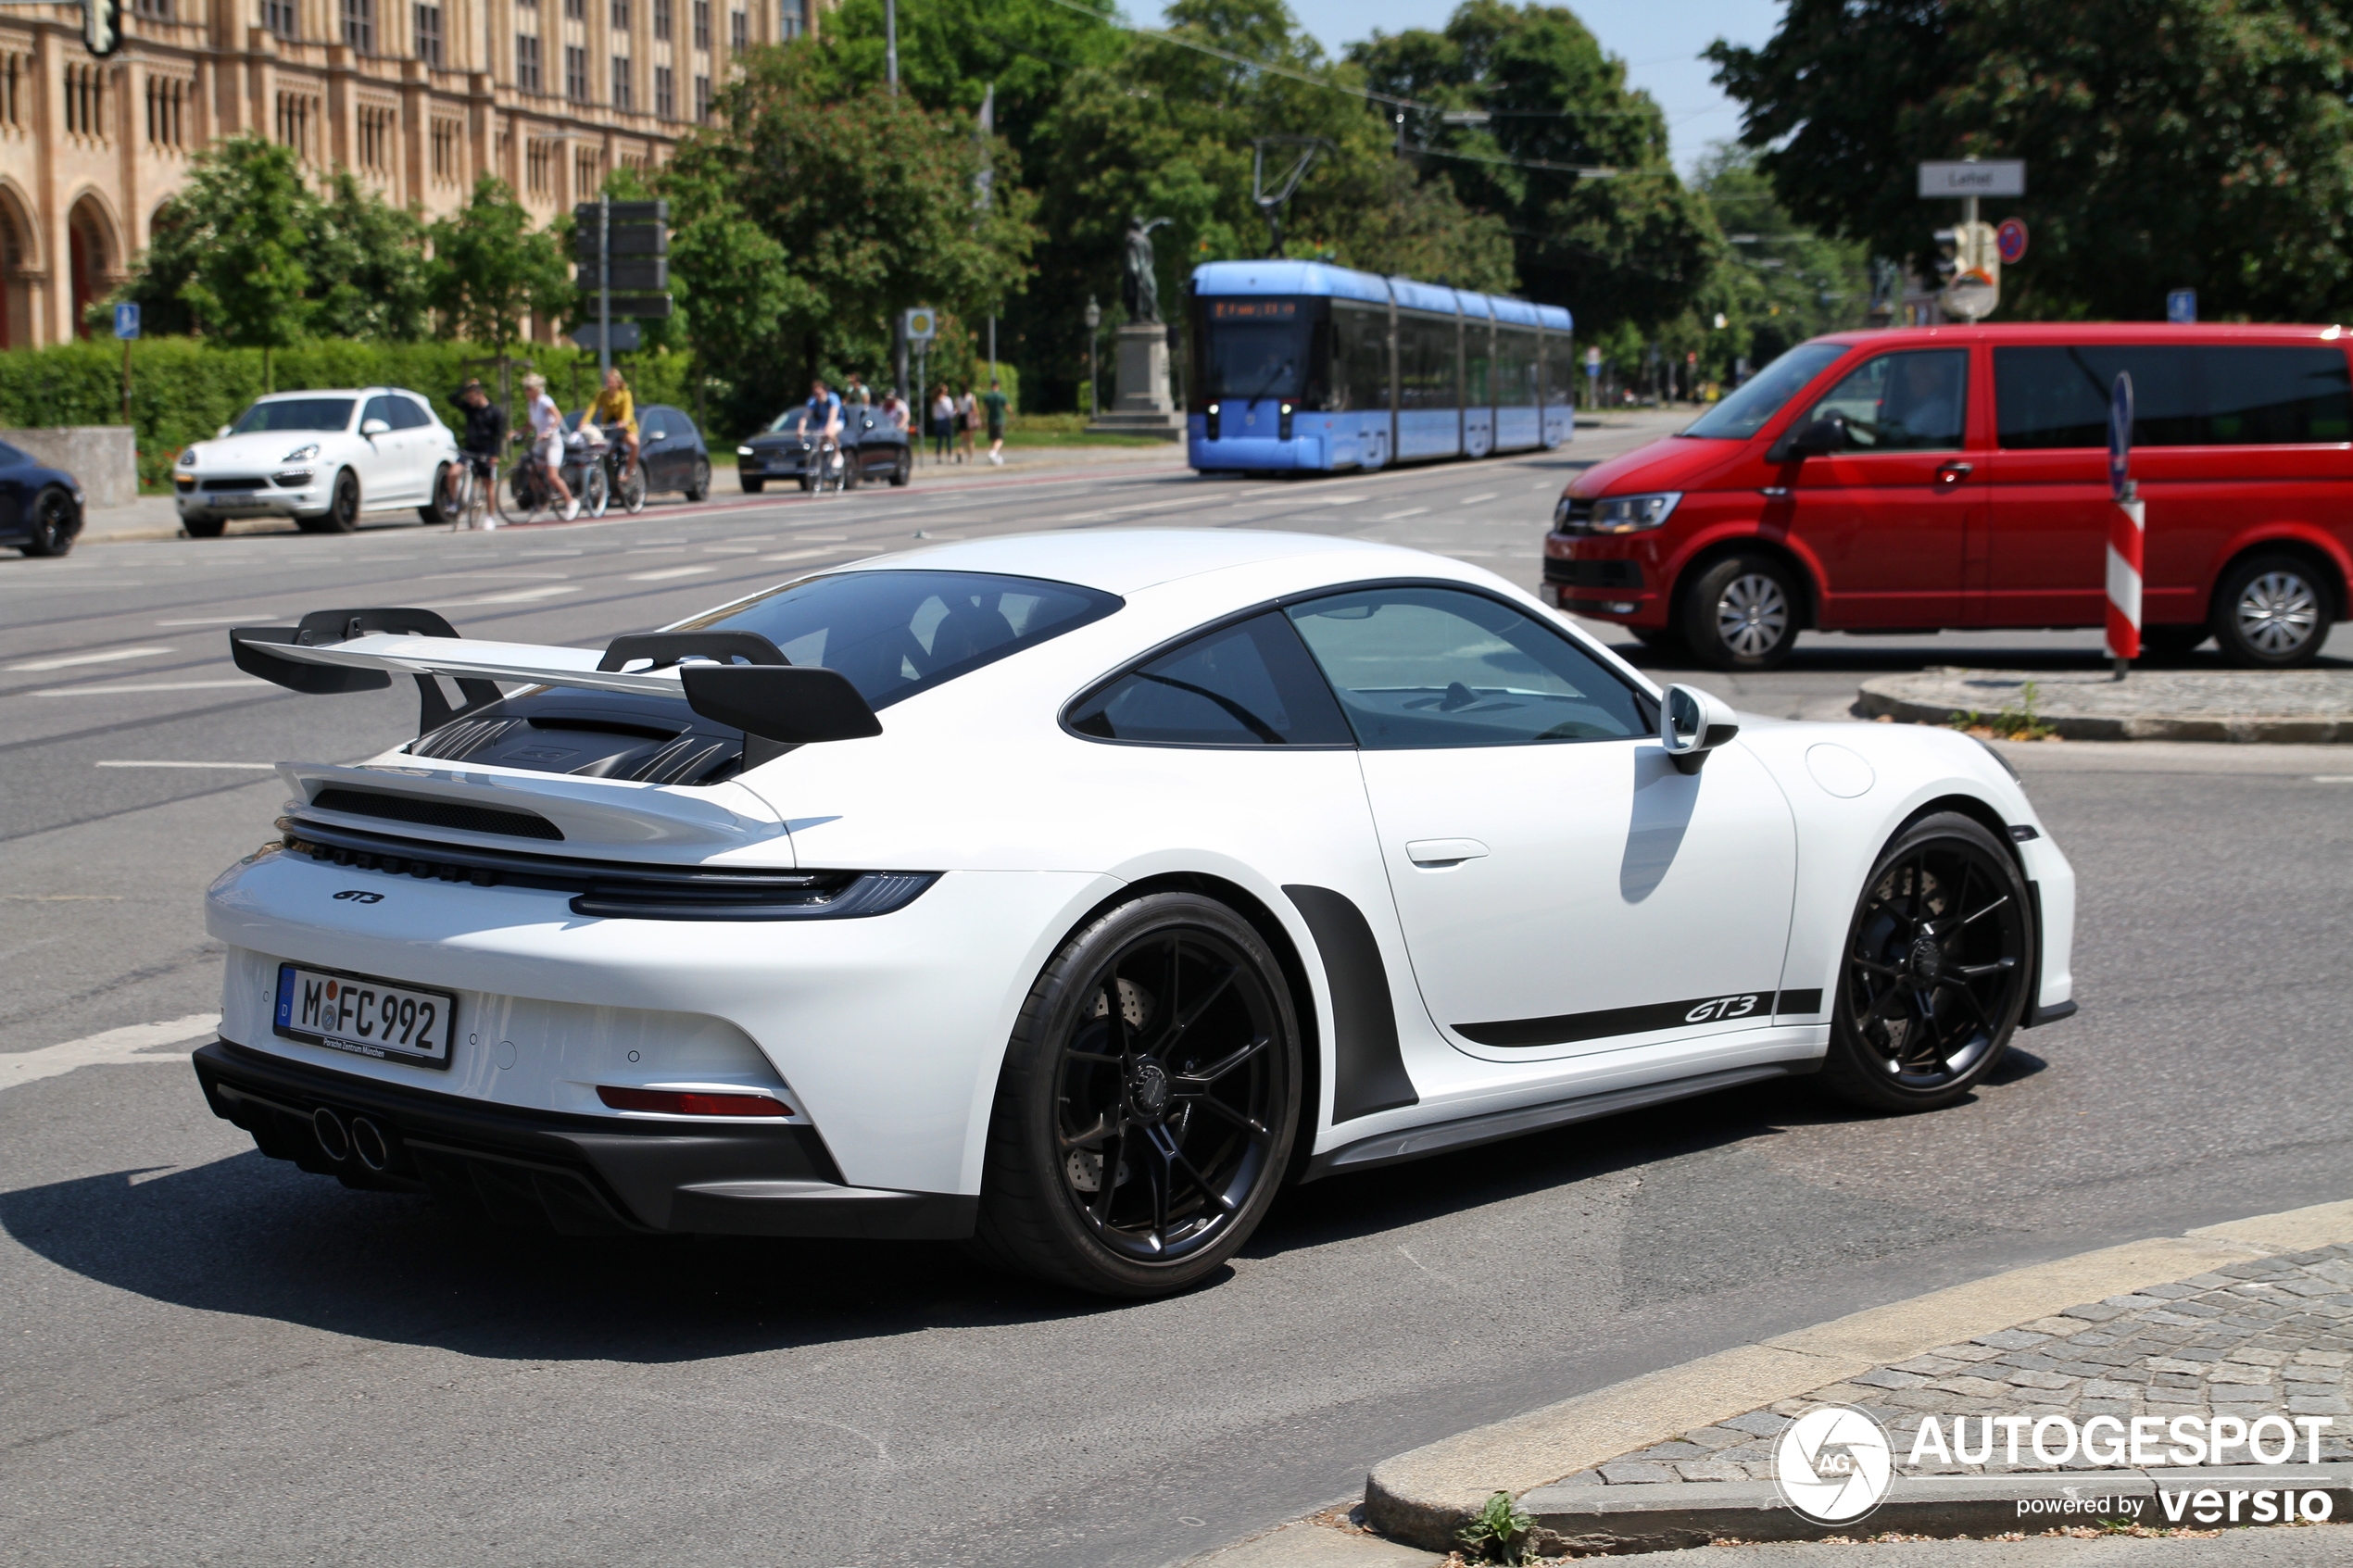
[1812,322,2349,347]
[841,526,1479,597]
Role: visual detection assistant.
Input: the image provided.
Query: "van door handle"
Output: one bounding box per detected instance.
[1934,461,1973,489]
[1405,838,1490,867]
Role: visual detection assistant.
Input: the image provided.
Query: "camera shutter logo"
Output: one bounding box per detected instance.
[1775,1405,1894,1525]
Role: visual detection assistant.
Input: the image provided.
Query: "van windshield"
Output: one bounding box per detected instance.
[1680,344,1848,440]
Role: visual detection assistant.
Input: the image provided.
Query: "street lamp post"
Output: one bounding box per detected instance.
[1084,295,1101,419]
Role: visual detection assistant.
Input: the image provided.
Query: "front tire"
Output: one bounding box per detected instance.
[684,458,711,502]
[969,892,1301,1298]
[741,476,764,495]
[182,514,226,539]
[1820,812,2032,1113]
[1682,552,1801,671]
[303,469,360,533]
[18,486,75,556]
[418,463,455,526]
[2210,552,2332,668]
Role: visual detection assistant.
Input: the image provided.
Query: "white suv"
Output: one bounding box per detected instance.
[175,388,462,537]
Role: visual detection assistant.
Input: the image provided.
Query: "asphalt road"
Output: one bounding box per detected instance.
[5,420,2352,1568]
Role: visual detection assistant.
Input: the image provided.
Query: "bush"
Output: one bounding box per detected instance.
[0,337,697,489]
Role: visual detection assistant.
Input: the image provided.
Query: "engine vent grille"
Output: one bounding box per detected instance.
[409,718,528,761]
[308,786,563,840]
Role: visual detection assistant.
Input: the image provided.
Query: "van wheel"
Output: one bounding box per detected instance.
[1682,553,1801,671]
[2211,553,2331,667]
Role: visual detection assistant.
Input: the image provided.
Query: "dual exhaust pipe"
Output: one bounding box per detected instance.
[312,1106,394,1173]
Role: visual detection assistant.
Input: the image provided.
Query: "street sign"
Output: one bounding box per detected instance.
[1995,218,2028,264]
[600,294,673,320]
[574,257,669,293]
[112,302,138,340]
[2167,288,2197,324]
[1918,160,2025,198]
[2108,371,2134,502]
[570,321,641,353]
[573,200,667,228]
[904,307,937,345]
[1584,345,1600,377]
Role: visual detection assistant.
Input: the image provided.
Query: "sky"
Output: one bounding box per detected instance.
[1187,0,1790,175]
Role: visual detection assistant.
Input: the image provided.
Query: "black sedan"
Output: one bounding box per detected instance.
[736,406,912,493]
[0,439,85,556]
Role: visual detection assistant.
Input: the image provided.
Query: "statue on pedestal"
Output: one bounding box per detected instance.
[1121,215,1171,324]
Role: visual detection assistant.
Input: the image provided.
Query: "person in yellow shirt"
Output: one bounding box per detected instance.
[590,368,639,482]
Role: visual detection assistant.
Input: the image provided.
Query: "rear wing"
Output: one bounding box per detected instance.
[232,609,880,763]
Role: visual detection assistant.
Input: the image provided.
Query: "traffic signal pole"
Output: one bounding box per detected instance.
[598,194,612,379]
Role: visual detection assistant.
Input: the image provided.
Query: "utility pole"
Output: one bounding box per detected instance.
[597,193,611,379]
[885,0,898,94]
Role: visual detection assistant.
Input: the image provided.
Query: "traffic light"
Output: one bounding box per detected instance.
[82,0,122,56]
[573,199,671,320]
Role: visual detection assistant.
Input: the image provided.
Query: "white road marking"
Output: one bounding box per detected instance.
[427,583,580,606]
[628,565,720,581]
[95,759,276,770]
[2316,776,2353,784]
[699,546,761,554]
[413,571,570,581]
[0,1014,220,1093]
[1458,493,1498,505]
[1379,508,1430,521]
[789,534,849,543]
[33,680,267,696]
[8,645,175,672]
[762,547,857,562]
[157,615,276,626]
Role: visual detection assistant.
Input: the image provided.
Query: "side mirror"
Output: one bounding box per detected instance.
[360,418,391,437]
[1659,684,1740,774]
[1770,413,1844,462]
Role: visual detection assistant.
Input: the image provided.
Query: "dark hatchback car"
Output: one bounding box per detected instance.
[566,404,711,501]
[736,405,912,493]
[0,439,86,556]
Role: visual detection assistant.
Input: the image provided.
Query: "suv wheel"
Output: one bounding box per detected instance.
[2211,553,2331,667]
[1682,553,1801,671]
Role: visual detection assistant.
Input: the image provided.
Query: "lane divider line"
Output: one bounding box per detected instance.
[1,1013,220,1092]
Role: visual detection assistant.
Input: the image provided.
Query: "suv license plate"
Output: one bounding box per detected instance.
[273,963,456,1069]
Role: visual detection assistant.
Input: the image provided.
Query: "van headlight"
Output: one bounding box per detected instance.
[1586,492,1682,533]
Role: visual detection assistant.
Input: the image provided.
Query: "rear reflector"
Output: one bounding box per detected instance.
[596,1085,793,1118]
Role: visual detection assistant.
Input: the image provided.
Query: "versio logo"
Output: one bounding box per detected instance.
[1776,1405,1894,1525]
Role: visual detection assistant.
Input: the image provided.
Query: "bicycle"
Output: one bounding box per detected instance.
[498,433,608,524]
[445,454,494,531]
[599,424,647,514]
[802,430,858,495]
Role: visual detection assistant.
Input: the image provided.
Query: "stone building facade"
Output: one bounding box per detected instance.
[0,0,831,347]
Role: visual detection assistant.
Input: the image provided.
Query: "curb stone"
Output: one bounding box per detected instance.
[1855,669,2353,745]
[1362,1200,2353,1554]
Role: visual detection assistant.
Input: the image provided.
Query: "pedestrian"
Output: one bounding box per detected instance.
[931,386,955,462]
[955,384,977,463]
[521,371,576,521]
[447,378,505,528]
[878,390,907,433]
[981,376,1009,467]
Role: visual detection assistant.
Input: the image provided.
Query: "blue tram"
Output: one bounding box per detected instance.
[1186,259,1576,473]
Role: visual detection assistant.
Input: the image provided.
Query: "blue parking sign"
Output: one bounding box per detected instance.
[2166,289,2196,325]
[112,302,139,339]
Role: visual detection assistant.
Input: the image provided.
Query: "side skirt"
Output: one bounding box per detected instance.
[1298,1060,1818,1184]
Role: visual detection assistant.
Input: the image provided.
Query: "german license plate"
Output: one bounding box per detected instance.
[274,963,456,1069]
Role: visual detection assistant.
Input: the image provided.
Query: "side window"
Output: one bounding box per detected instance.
[1806,349,1967,451]
[389,396,431,430]
[1996,345,2197,447]
[1285,585,1648,749]
[1067,612,1352,747]
[2196,347,2351,445]
[360,395,396,430]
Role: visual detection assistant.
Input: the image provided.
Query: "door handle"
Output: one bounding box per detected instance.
[1405,838,1489,867]
[1934,461,1973,489]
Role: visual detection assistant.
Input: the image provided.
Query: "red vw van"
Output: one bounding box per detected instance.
[1545,324,2353,669]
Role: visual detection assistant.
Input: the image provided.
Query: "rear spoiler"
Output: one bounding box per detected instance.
[232,609,880,764]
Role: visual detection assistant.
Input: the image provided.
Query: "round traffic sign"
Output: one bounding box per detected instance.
[1996,218,2028,265]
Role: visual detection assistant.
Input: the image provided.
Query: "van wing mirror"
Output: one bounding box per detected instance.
[1770,413,1845,463]
[1659,684,1740,774]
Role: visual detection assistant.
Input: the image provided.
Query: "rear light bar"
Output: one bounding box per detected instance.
[597,1085,793,1118]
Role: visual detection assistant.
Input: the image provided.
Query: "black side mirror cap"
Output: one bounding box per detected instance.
[1768,413,1845,464]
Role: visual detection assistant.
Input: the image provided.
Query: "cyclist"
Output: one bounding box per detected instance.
[589,367,640,483]
[806,376,845,483]
[445,379,505,523]
[522,371,577,520]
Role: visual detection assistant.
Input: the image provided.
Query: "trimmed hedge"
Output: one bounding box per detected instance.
[0,338,698,488]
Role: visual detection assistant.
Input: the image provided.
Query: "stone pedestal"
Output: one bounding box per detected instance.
[1088,321,1187,440]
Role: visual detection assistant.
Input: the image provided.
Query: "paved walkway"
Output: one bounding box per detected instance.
[1559,1244,2353,1491]
[1859,668,2353,743]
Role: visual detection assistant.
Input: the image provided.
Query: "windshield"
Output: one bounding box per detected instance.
[232,397,356,434]
[1680,343,1849,440]
[677,570,1123,711]
[1203,299,1311,401]
[765,409,809,434]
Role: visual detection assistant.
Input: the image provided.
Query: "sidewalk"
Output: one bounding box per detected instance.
[1858,669,2353,744]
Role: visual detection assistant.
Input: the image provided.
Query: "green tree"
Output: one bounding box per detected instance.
[1707,0,2353,321]
[426,175,573,404]
[162,136,312,388]
[642,158,812,432]
[307,173,433,341]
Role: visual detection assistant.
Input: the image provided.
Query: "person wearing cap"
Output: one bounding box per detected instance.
[522,371,577,520]
[444,379,506,524]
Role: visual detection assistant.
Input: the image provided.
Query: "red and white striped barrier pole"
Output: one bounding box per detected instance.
[2105,371,2137,680]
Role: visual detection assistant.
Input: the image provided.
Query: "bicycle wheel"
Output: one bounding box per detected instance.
[497,460,547,525]
[617,462,648,514]
[582,462,610,518]
[459,467,488,532]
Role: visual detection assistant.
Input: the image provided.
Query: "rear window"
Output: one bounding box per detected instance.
[675,570,1122,711]
[1995,345,2353,447]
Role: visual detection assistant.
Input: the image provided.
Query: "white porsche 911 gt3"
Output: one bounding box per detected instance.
[197,530,2075,1296]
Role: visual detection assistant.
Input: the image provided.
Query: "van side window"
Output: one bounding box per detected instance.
[1803,350,1967,452]
[1993,345,2348,447]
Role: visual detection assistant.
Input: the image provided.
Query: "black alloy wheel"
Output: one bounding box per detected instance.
[418,463,455,527]
[888,451,912,487]
[1682,551,1802,671]
[2210,552,2332,668]
[684,458,711,502]
[18,486,74,556]
[305,469,361,533]
[1821,812,2032,1112]
[970,893,1300,1296]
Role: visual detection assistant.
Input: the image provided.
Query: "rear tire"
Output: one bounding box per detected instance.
[684,458,711,502]
[967,892,1301,1298]
[1819,812,2032,1114]
[889,451,912,487]
[2210,552,2333,668]
[1681,552,1801,671]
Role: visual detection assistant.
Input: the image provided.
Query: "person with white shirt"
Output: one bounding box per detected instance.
[522,371,577,521]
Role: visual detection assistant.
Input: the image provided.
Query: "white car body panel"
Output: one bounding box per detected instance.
[202,528,2078,1220]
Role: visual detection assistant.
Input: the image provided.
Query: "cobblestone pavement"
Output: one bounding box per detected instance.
[1558,1246,2353,1487]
